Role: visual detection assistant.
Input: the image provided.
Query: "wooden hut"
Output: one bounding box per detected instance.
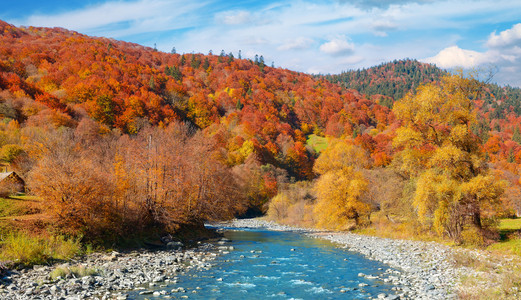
[0,172,25,194]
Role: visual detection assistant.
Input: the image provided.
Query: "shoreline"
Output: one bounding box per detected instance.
[0,241,227,299]
[217,218,461,299]
[1,218,489,299]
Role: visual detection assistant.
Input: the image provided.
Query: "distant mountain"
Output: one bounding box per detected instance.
[323,59,446,107]
[323,60,521,121]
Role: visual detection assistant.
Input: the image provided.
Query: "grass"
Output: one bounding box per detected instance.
[453,250,521,299]
[483,218,521,256]
[306,134,329,153]
[49,265,97,281]
[0,195,41,218]
[453,218,521,299]
[0,231,82,267]
[498,218,521,233]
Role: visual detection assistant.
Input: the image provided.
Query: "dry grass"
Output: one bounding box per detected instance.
[354,213,439,242]
[452,249,521,299]
[0,195,41,218]
[49,265,97,281]
[0,231,82,267]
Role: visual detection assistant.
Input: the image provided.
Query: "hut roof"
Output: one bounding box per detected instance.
[0,172,21,181]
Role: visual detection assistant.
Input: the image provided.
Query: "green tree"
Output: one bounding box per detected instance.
[0,144,24,163]
[513,126,521,144]
[92,95,116,126]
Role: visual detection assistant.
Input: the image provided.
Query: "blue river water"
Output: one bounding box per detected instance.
[133,227,400,299]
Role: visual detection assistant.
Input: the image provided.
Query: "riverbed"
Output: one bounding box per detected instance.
[0,218,463,299]
[130,227,402,299]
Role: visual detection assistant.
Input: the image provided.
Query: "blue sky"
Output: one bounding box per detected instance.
[2,0,521,87]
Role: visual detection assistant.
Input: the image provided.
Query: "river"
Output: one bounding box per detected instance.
[131,226,401,299]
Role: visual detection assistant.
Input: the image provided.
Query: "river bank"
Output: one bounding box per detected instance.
[0,240,230,300]
[2,218,513,299]
[218,218,463,299]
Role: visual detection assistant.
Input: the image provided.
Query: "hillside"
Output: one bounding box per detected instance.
[324,59,447,107]
[0,20,393,178]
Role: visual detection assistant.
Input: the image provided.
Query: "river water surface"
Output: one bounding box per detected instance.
[133,226,400,299]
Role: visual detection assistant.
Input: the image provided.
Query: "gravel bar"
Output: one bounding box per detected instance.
[0,241,229,299]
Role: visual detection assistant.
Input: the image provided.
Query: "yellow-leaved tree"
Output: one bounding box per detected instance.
[313,140,371,230]
[393,74,504,241]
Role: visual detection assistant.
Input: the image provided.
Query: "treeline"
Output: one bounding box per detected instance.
[323,59,521,120]
[28,121,248,243]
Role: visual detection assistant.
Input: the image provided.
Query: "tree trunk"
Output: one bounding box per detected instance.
[472,211,482,229]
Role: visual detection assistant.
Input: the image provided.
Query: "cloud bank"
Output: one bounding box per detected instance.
[425,22,521,86]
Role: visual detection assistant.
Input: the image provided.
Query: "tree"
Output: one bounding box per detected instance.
[202,57,210,70]
[513,126,521,144]
[312,140,371,229]
[393,74,505,241]
[28,134,118,239]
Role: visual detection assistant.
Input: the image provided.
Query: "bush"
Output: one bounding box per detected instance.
[267,181,315,227]
[460,226,486,247]
[0,232,81,267]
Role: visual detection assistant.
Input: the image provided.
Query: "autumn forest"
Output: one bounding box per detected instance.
[2,19,521,255]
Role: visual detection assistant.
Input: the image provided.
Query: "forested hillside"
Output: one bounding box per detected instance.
[324,59,446,106]
[324,60,521,119]
[2,20,521,255]
[0,20,393,245]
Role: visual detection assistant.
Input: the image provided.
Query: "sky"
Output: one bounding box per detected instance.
[2,0,521,87]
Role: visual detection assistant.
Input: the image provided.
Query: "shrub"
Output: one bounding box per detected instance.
[0,232,81,267]
[460,226,485,247]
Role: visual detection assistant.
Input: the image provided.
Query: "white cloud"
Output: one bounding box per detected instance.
[242,36,270,46]
[216,11,252,25]
[319,36,355,56]
[16,0,208,36]
[371,20,398,37]
[487,23,521,48]
[277,37,314,51]
[423,22,521,86]
[425,46,488,68]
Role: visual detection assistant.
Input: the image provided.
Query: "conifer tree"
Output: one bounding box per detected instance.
[512,126,521,144]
